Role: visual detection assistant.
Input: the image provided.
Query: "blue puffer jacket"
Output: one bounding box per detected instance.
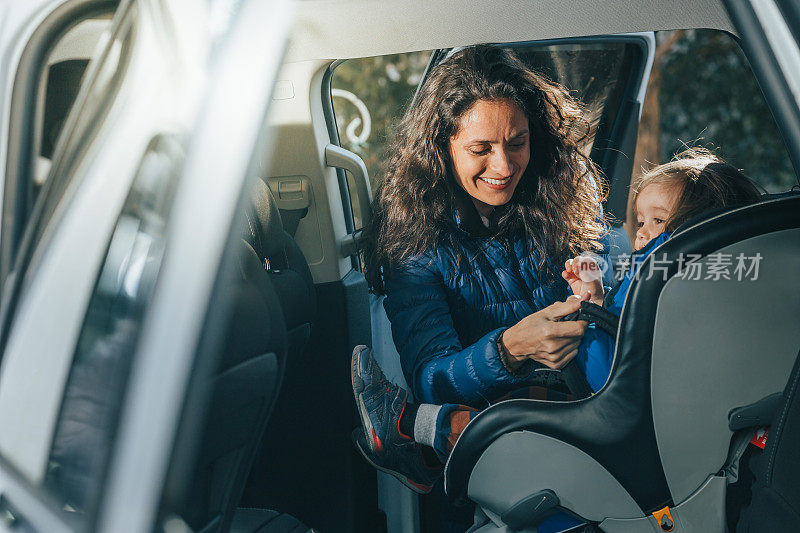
[383,208,608,407]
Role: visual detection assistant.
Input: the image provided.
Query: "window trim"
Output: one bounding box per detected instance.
[322,59,359,269]
[2,0,119,291]
[0,0,133,360]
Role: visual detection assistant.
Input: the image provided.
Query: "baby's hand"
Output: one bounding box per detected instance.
[562,256,605,306]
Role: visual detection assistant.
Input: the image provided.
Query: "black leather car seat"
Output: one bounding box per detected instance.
[242,178,316,354]
[443,194,800,531]
[179,240,291,532]
[177,178,316,532]
[236,179,318,527]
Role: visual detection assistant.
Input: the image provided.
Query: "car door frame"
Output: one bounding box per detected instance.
[326,33,655,533]
[0,0,292,531]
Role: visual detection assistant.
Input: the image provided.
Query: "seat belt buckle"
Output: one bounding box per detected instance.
[750,426,769,449]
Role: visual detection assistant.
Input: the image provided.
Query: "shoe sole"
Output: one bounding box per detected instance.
[351,429,433,495]
[350,345,379,454]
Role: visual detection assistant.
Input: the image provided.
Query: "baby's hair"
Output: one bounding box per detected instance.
[632,147,762,232]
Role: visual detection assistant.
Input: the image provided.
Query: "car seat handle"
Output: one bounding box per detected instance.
[500,489,560,530]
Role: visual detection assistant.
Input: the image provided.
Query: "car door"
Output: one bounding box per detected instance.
[0,0,291,531]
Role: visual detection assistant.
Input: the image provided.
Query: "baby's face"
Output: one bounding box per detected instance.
[634,183,681,250]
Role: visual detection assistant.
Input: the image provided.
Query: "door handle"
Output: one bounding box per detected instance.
[324,144,373,230]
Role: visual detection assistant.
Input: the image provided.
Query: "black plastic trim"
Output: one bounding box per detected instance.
[724,0,800,185]
[321,60,359,270]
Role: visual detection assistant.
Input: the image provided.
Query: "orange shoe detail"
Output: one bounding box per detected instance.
[397,402,413,440]
[406,478,432,493]
[372,428,384,453]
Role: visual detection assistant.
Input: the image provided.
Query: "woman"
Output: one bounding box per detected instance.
[357,44,609,530]
[364,45,607,408]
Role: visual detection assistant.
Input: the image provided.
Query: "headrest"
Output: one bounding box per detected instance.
[244,179,285,260]
[672,188,800,238]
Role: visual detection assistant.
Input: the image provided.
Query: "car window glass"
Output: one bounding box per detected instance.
[43,133,183,522]
[509,41,638,158]
[331,51,432,229]
[634,29,796,193]
[330,42,639,230]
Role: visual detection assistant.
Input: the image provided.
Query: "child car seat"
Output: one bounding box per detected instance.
[443,194,800,532]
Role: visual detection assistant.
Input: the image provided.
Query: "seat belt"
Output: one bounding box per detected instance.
[559,301,620,399]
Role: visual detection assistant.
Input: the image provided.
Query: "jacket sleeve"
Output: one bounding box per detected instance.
[383,257,538,407]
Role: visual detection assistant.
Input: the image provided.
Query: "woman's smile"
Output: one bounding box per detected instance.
[478,176,512,189]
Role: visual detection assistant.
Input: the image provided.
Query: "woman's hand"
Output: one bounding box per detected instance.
[562,256,605,306]
[500,298,588,370]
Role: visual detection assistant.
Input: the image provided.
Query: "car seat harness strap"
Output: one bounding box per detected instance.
[558,301,620,399]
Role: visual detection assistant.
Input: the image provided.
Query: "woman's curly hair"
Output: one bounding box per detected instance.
[364,45,607,294]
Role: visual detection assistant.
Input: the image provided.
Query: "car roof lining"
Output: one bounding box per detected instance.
[286,0,734,61]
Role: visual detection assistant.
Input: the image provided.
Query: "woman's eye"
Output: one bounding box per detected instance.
[654,218,665,225]
[509,141,526,149]
[637,221,644,228]
[470,148,490,156]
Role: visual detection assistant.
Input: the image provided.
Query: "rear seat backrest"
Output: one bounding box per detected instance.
[181,241,288,532]
[649,202,800,503]
[240,180,319,519]
[244,179,316,353]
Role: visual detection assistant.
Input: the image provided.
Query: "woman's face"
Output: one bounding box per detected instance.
[448,98,530,216]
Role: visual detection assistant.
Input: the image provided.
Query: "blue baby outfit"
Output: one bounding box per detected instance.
[574,231,671,392]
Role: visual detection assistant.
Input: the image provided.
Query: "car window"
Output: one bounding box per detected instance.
[330,51,432,229]
[330,41,642,230]
[509,40,641,159]
[42,132,183,522]
[634,29,796,193]
[0,3,136,354]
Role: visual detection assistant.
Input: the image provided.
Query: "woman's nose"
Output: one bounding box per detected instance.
[636,226,649,242]
[489,148,514,177]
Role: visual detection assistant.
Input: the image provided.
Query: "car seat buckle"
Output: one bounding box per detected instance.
[652,506,675,531]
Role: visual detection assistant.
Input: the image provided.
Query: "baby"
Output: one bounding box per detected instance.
[562,148,762,391]
[351,148,762,495]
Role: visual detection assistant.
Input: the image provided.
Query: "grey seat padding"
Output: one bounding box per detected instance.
[444,195,800,517]
[231,508,312,533]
